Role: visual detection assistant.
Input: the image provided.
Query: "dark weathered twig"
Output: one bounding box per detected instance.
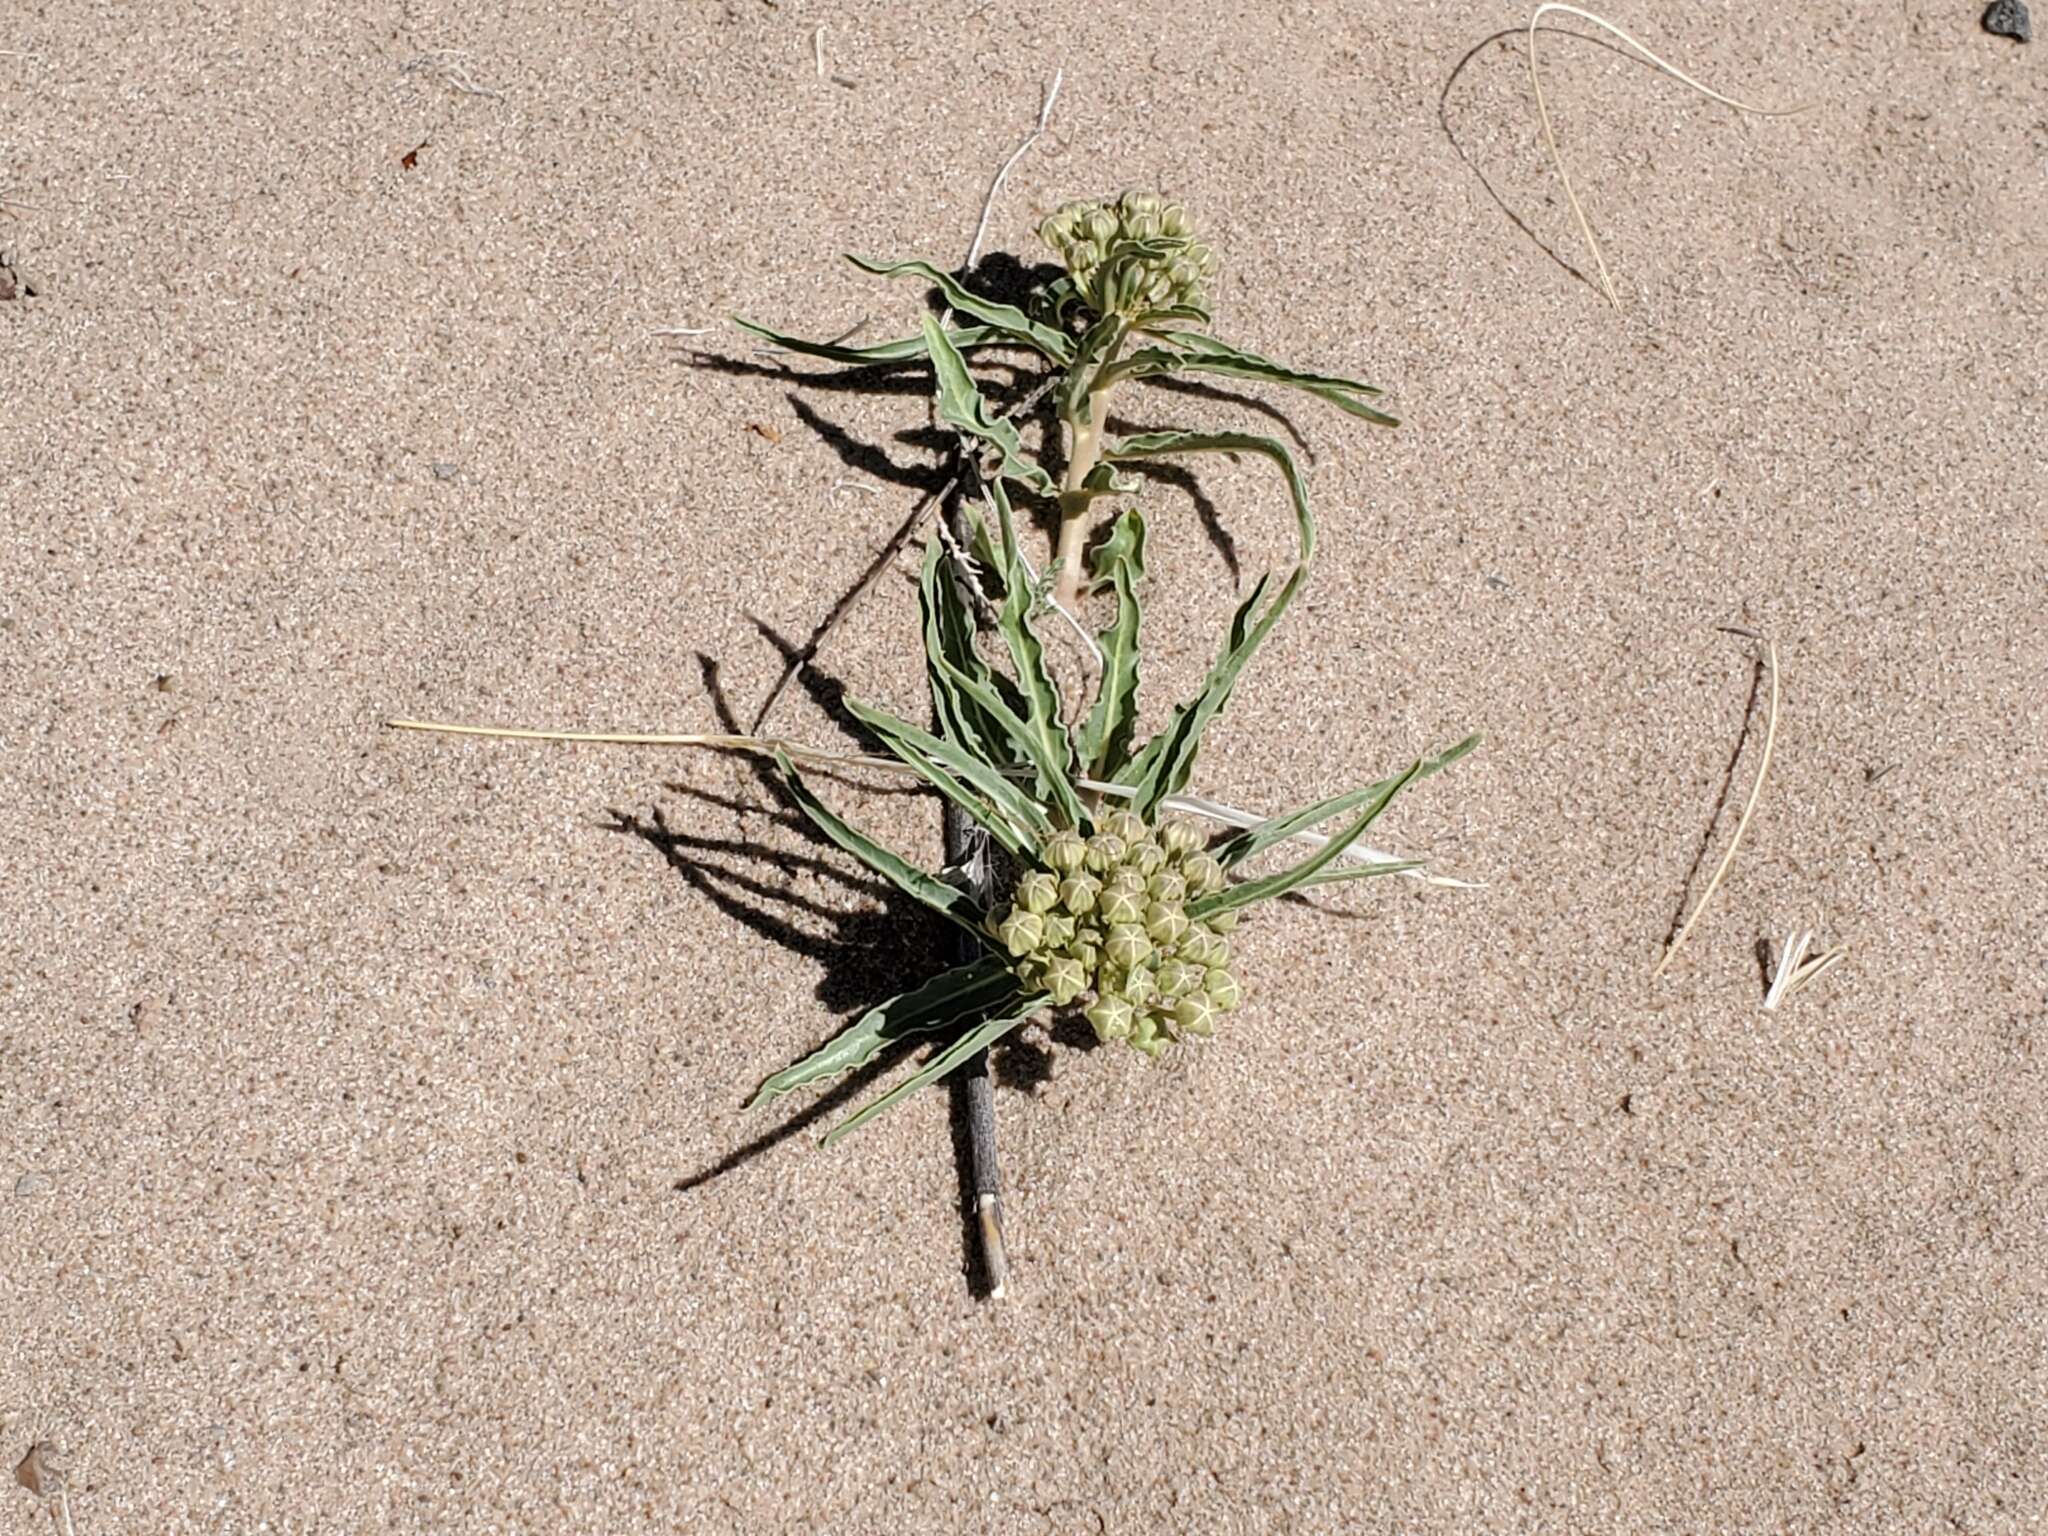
[938,70,1062,1300]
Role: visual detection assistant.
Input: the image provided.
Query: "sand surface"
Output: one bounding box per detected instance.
[4,1,2044,1530]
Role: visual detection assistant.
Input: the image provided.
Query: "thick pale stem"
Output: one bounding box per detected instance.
[1052,375,1117,611]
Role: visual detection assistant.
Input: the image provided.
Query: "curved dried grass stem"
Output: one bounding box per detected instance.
[1528,2,1815,308]
[1652,640,1779,980]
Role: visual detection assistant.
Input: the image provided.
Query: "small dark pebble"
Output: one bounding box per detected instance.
[1984,0,2031,41]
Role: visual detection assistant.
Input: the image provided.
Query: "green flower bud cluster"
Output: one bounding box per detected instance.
[1038,191,1219,320]
[986,810,1243,1058]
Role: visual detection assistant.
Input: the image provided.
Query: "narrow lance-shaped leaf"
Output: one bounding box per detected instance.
[841,697,1049,856]
[1077,508,1147,780]
[1266,858,1426,895]
[730,315,1010,367]
[1192,760,1424,919]
[823,991,1045,1145]
[1117,576,1275,821]
[919,539,1012,768]
[775,751,987,934]
[749,955,1012,1107]
[849,255,1074,363]
[1103,429,1315,569]
[986,479,1084,827]
[921,316,1055,496]
[1110,430,1318,818]
[1213,735,1481,869]
[1114,332,1399,427]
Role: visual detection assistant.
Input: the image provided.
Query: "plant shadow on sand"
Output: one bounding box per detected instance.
[637,649,1086,1292]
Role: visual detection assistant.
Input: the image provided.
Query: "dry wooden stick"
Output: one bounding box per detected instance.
[939,66,1063,1302]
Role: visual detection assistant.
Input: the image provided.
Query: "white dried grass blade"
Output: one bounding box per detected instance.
[1762,927,1812,1012]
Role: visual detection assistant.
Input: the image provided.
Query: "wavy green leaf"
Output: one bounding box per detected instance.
[1056,314,1128,422]
[921,317,1055,495]
[1214,735,1481,869]
[842,698,1048,856]
[749,955,1012,1107]
[986,480,1083,827]
[1117,570,1283,821]
[1110,332,1398,426]
[1102,430,1317,818]
[849,255,1073,363]
[1192,761,1423,919]
[731,315,1008,366]
[823,991,1044,1145]
[919,540,1012,769]
[1077,508,1147,780]
[1104,429,1315,569]
[775,751,986,934]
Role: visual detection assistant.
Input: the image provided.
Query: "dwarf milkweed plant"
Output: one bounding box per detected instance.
[736,193,1477,1143]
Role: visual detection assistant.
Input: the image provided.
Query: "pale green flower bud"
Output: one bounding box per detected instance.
[1072,939,1101,973]
[1154,958,1198,998]
[1104,924,1152,970]
[1015,870,1058,914]
[1129,1011,1165,1058]
[1041,955,1086,1007]
[1205,967,1241,1011]
[1159,819,1203,860]
[1042,830,1087,873]
[1120,965,1157,1006]
[1145,900,1190,948]
[1040,910,1076,950]
[1098,885,1145,926]
[1105,866,1147,895]
[1101,809,1146,844]
[1162,204,1191,238]
[1205,909,1238,933]
[1085,208,1117,244]
[1182,852,1224,896]
[1058,873,1101,916]
[1129,840,1166,877]
[1175,993,1220,1038]
[1086,994,1134,1042]
[1121,191,1163,218]
[1183,930,1229,969]
[997,909,1044,957]
[1085,833,1127,873]
[1148,870,1187,905]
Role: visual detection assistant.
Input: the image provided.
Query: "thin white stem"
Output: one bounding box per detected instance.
[384,719,910,776]
[963,69,1063,272]
[385,718,1472,884]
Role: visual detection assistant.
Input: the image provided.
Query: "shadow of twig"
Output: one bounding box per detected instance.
[1658,655,1765,953]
